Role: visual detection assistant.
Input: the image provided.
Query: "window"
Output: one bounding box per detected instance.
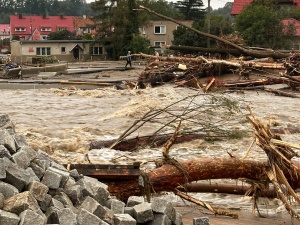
[36,47,51,56]
[90,47,103,55]
[61,47,66,53]
[154,41,166,47]
[15,27,26,32]
[58,28,67,31]
[41,27,52,31]
[154,25,166,34]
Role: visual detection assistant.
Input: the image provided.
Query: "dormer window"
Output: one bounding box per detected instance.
[15,27,26,32]
[41,27,52,31]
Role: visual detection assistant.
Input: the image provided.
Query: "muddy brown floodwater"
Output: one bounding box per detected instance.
[0,61,300,225]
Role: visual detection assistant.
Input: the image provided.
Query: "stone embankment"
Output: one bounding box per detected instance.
[0,114,183,225]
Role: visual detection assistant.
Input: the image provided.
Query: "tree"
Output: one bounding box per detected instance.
[48,29,76,40]
[175,0,206,21]
[235,2,296,49]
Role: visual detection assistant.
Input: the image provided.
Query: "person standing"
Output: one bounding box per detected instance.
[125,51,132,68]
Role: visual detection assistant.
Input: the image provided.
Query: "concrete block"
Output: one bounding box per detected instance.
[57,208,77,225]
[146,214,171,225]
[41,169,62,189]
[133,202,154,223]
[3,191,40,215]
[110,198,125,214]
[19,209,46,225]
[26,180,49,201]
[0,144,12,159]
[151,197,174,219]
[0,181,19,199]
[77,208,104,225]
[193,217,210,225]
[0,209,20,225]
[114,213,136,225]
[0,158,6,179]
[127,195,145,207]
[0,128,17,154]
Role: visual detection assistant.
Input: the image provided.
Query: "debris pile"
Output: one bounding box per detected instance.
[0,114,183,225]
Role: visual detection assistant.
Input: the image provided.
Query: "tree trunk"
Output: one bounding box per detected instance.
[139,5,291,59]
[104,158,298,201]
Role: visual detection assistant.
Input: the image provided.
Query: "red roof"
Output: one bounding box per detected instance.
[10,15,75,40]
[282,18,300,36]
[0,24,10,33]
[231,0,253,15]
[231,0,300,15]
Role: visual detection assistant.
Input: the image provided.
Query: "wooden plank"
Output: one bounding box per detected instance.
[65,163,141,180]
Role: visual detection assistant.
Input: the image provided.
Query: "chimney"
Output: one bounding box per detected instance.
[19,14,22,19]
[83,15,86,20]
[60,15,64,19]
[43,14,46,19]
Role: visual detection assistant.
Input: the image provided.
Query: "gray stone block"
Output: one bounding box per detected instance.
[12,150,30,169]
[50,197,65,210]
[53,192,77,214]
[30,162,45,179]
[76,176,107,198]
[110,198,125,214]
[0,114,14,129]
[25,167,40,182]
[94,186,110,206]
[0,181,19,199]
[77,208,104,225]
[124,206,134,217]
[69,169,81,180]
[133,202,154,223]
[102,206,114,225]
[50,161,69,172]
[41,169,62,189]
[114,213,136,225]
[14,134,29,147]
[3,191,40,215]
[19,145,37,162]
[79,196,108,220]
[48,166,70,187]
[0,158,6,179]
[0,193,4,209]
[38,193,52,212]
[173,210,183,225]
[0,209,20,225]
[45,206,59,224]
[0,145,12,159]
[193,217,210,225]
[19,209,46,225]
[26,180,49,201]
[34,150,51,170]
[64,178,83,205]
[57,208,77,225]
[0,128,17,154]
[145,214,171,225]
[127,196,145,207]
[151,197,174,219]
[3,157,32,191]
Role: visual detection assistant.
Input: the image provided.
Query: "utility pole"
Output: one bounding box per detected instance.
[207,0,211,48]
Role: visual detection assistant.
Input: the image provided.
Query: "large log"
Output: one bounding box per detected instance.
[104,158,300,201]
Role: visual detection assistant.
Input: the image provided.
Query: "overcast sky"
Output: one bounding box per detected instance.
[85,0,233,10]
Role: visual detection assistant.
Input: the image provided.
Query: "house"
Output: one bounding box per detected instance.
[141,20,193,52]
[73,15,96,37]
[0,24,10,53]
[231,0,300,16]
[282,18,300,49]
[10,15,75,40]
[10,40,106,64]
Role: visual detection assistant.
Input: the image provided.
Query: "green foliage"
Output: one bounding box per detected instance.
[144,0,184,20]
[82,33,94,40]
[175,0,206,21]
[131,34,154,55]
[12,35,20,41]
[235,2,296,49]
[48,29,76,40]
